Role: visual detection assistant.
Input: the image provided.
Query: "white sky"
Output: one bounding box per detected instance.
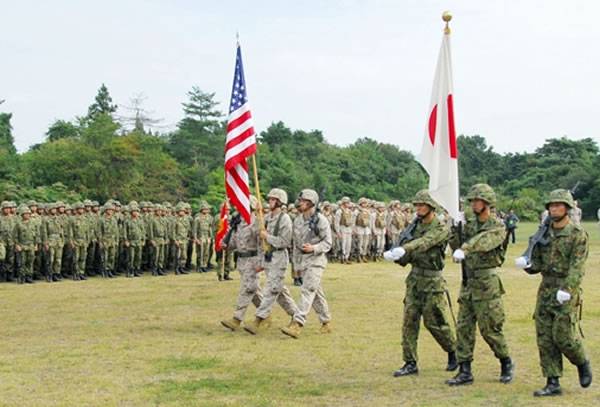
[2,0,599,153]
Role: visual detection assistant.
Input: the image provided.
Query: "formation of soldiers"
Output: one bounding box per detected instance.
[0,199,233,284]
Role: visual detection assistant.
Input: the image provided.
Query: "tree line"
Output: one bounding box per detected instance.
[1,85,598,221]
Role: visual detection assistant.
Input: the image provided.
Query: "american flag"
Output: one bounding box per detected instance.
[225,44,257,224]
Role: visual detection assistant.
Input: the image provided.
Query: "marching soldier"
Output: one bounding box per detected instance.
[244,188,299,335]
[516,189,592,396]
[281,189,332,339]
[385,190,457,377]
[447,184,514,386]
[220,196,263,331]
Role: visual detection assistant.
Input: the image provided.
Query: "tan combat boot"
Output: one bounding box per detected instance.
[320,322,332,334]
[243,316,271,335]
[221,318,241,331]
[281,321,302,339]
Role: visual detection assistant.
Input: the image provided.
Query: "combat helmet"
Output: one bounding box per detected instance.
[545,189,575,209]
[412,190,438,209]
[466,183,496,207]
[298,189,319,206]
[267,188,288,205]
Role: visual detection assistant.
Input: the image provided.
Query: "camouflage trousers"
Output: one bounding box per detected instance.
[339,228,353,260]
[373,233,385,256]
[357,233,370,256]
[196,237,211,268]
[456,294,510,363]
[128,243,143,270]
[47,245,63,275]
[101,243,117,271]
[293,264,331,326]
[535,287,587,378]
[402,271,456,363]
[176,241,188,268]
[71,244,87,276]
[18,249,35,278]
[256,254,298,319]
[216,249,234,278]
[233,256,263,321]
[153,242,166,269]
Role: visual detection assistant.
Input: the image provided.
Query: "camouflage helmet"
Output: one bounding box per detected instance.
[1,201,12,210]
[175,202,186,212]
[18,205,31,215]
[412,190,438,208]
[358,197,368,205]
[199,200,211,210]
[73,202,84,210]
[298,189,319,206]
[92,201,100,207]
[466,183,496,207]
[83,199,93,207]
[288,203,295,209]
[27,200,38,207]
[65,204,73,211]
[267,188,288,205]
[340,196,351,204]
[545,189,575,209]
[129,200,139,208]
[103,203,115,212]
[129,203,140,213]
[56,201,66,208]
[162,201,172,209]
[249,195,259,210]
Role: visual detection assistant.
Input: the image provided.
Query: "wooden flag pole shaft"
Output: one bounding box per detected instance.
[250,154,269,251]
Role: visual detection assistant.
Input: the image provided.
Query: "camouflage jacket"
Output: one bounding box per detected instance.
[69,215,89,246]
[98,215,120,246]
[0,215,17,245]
[124,217,146,245]
[193,214,213,240]
[450,214,506,271]
[401,217,449,271]
[41,216,65,247]
[293,209,332,270]
[529,220,588,294]
[14,219,40,250]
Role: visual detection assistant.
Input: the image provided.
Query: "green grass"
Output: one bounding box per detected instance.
[1,222,599,406]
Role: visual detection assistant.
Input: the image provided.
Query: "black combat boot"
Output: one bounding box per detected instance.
[25,276,34,284]
[79,274,87,280]
[577,360,592,388]
[393,361,418,377]
[134,269,142,277]
[224,273,233,281]
[446,351,458,371]
[446,361,474,386]
[534,377,561,397]
[499,357,515,383]
[6,270,15,282]
[52,274,60,282]
[46,273,53,282]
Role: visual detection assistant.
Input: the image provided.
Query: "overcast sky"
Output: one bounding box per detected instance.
[2,1,599,154]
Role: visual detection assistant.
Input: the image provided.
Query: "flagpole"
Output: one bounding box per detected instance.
[251,154,269,251]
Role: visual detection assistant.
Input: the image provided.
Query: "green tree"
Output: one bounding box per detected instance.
[87,83,118,120]
[46,119,79,142]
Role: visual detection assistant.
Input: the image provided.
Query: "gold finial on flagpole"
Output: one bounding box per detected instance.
[442,11,452,35]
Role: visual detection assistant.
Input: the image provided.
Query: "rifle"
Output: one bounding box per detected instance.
[222,214,241,248]
[518,216,552,273]
[397,216,420,246]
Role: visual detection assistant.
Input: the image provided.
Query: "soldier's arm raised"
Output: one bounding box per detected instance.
[403,222,449,255]
[461,223,505,254]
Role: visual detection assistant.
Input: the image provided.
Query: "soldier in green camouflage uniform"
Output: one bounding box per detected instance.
[41,203,65,282]
[173,203,190,275]
[516,189,592,396]
[193,201,213,273]
[446,184,514,386]
[98,203,119,278]
[69,203,90,281]
[123,203,145,277]
[14,205,40,284]
[1,201,18,282]
[386,190,457,377]
[147,204,167,276]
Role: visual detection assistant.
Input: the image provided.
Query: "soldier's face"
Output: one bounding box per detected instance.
[29,206,37,213]
[268,197,279,210]
[2,208,9,215]
[470,199,486,215]
[131,211,139,218]
[298,199,312,213]
[549,203,568,220]
[77,208,85,215]
[58,207,65,213]
[105,209,114,217]
[50,208,57,215]
[414,203,431,218]
[93,207,99,213]
[22,213,31,221]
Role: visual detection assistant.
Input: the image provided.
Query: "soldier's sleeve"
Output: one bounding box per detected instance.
[312,215,332,255]
[41,219,48,245]
[448,224,461,250]
[266,214,292,249]
[564,229,589,292]
[403,222,449,254]
[333,211,341,233]
[461,222,505,254]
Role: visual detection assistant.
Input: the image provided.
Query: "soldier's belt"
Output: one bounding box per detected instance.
[541,275,566,286]
[411,267,442,278]
[465,268,496,279]
[237,250,258,258]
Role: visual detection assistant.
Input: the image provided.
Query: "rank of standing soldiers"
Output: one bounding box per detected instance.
[0,196,415,285]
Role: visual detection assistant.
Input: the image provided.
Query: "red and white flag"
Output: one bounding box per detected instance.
[419,26,459,220]
[225,43,257,224]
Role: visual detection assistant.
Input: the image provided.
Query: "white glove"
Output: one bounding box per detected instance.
[556,289,571,304]
[515,256,531,269]
[391,247,406,259]
[383,251,396,262]
[452,249,465,262]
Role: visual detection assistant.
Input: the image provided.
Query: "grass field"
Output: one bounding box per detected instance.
[1,222,600,406]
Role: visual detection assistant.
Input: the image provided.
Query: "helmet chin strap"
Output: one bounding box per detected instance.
[550,213,568,223]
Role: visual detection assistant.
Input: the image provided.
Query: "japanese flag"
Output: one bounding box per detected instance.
[419,30,460,221]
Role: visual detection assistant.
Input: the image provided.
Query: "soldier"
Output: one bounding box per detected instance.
[1,201,17,282]
[148,204,167,276]
[321,202,336,262]
[14,205,40,284]
[388,201,407,247]
[569,200,582,225]
[221,196,264,331]
[446,183,514,386]
[41,203,65,282]
[384,190,457,377]
[123,203,145,277]
[173,203,191,275]
[281,189,332,339]
[214,203,234,281]
[354,197,372,263]
[98,203,119,278]
[244,188,299,335]
[69,202,89,281]
[193,201,213,273]
[334,197,355,264]
[372,202,387,260]
[516,189,592,396]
